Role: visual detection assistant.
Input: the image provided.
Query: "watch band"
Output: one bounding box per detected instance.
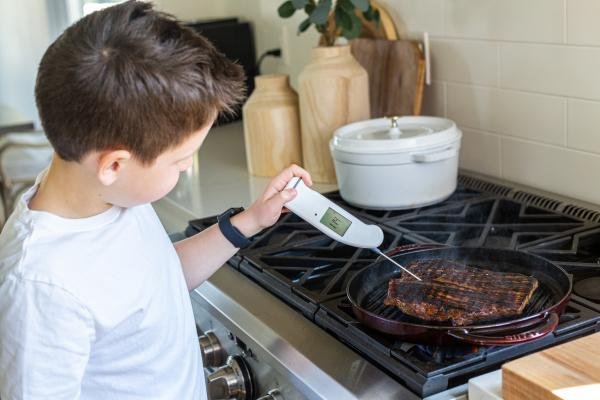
[217,207,252,249]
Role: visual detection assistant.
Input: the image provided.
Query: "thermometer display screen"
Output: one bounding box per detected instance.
[320,207,352,236]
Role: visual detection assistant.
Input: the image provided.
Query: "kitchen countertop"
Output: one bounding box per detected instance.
[153,121,468,400]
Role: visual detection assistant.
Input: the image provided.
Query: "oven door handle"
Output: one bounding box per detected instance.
[447,312,559,345]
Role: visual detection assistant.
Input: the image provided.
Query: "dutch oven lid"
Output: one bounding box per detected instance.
[331,116,460,154]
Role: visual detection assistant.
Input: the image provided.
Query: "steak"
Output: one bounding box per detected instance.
[383,259,539,325]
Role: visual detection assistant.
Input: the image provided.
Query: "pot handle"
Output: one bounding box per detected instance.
[411,147,458,163]
[447,312,559,345]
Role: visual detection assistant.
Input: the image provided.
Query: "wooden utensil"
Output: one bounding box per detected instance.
[502,332,600,400]
[350,38,426,117]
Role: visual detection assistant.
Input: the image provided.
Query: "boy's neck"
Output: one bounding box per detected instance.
[29,155,113,218]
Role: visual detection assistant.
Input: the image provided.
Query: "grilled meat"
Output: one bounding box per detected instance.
[383,259,539,325]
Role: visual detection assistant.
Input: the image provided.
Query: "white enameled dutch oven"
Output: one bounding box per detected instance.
[329,116,462,209]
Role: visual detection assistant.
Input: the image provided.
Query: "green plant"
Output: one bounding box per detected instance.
[278,0,380,46]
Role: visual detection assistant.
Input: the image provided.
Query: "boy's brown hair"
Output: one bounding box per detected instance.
[35,0,245,164]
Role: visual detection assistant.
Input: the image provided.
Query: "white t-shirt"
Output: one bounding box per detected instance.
[0,185,206,399]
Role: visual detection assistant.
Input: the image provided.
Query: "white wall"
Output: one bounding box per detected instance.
[215,0,600,205]
[0,0,53,127]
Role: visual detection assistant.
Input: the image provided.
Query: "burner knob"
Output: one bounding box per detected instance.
[206,355,254,400]
[257,389,285,400]
[199,331,224,368]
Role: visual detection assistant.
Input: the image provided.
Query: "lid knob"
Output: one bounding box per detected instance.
[386,116,402,137]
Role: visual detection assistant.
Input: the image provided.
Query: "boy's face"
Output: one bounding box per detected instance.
[98,123,211,208]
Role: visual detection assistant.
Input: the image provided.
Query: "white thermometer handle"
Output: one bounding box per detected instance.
[284,177,384,249]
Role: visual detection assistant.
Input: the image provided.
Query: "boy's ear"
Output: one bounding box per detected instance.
[96,150,132,186]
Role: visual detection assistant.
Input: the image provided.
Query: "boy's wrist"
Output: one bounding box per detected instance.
[230,210,262,238]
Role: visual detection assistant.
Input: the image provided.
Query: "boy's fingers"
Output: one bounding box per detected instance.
[289,164,313,186]
[267,188,297,211]
[281,188,297,203]
[263,165,313,200]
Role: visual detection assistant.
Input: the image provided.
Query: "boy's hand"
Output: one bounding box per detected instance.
[231,165,313,238]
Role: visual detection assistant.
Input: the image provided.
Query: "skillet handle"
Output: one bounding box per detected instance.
[386,243,447,256]
[447,312,559,345]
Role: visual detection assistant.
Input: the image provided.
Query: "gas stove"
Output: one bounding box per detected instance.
[186,174,600,399]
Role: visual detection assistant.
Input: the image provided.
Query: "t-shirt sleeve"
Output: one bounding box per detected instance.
[0,275,94,399]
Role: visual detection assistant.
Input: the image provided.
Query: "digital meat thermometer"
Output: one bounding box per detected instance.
[284,177,421,280]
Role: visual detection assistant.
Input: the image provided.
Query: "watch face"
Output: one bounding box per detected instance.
[219,207,243,220]
[230,207,244,215]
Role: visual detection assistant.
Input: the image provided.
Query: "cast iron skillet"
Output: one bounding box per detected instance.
[346,245,572,345]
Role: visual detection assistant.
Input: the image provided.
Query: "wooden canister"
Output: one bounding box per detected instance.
[242,74,302,177]
[298,45,370,183]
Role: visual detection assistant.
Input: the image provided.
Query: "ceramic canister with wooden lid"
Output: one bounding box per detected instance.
[242,74,302,177]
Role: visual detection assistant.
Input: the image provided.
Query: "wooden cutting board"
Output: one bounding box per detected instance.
[502,332,600,400]
[350,38,425,117]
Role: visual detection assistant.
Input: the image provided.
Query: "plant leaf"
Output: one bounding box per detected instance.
[304,2,316,14]
[297,17,312,34]
[310,0,332,24]
[341,11,362,39]
[373,8,380,27]
[335,7,352,31]
[309,0,332,25]
[278,1,296,18]
[292,0,309,9]
[350,0,369,12]
[338,0,354,12]
[362,5,375,20]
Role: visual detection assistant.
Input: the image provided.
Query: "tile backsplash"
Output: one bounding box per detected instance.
[390,0,600,204]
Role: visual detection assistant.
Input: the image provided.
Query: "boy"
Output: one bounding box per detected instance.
[0,1,311,399]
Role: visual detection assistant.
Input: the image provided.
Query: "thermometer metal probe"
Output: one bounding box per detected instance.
[371,248,422,281]
[284,177,421,280]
